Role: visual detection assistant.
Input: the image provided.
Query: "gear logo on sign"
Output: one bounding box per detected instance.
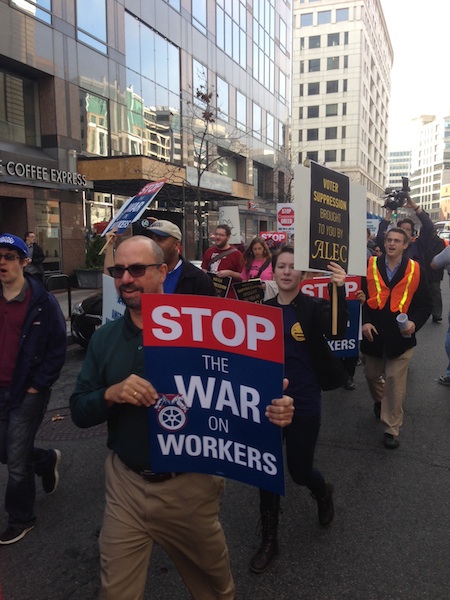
[141,219,150,229]
[154,394,188,431]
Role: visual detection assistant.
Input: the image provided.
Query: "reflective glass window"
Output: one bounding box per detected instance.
[77,0,107,54]
[0,70,40,146]
[279,18,287,52]
[124,12,181,163]
[216,77,229,121]
[318,10,331,24]
[307,105,319,118]
[325,150,337,162]
[217,0,246,68]
[307,128,318,141]
[253,103,262,139]
[192,0,207,34]
[11,0,51,23]
[252,0,275,93]
[309,35,320,49]
[328,33,339,46]
[326,103,338,116]
[79,90,109,156]
[308,82,320,95]
[336,8,349,22]
[327,80,338,93]
[309,59,320,72]
[236,91,246,129]
[325,127,337,139]
[301,13,313,27]
[307,151,318,162]
[327,57,339,70]
[266,113,274,146]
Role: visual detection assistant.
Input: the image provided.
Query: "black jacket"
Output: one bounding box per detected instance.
[175,257,216,296]
[8,275,67,403]
[361,256,432,359]
[265,285,348,391]
[376,210,434,267]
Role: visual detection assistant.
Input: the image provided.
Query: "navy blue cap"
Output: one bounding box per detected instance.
[0,233,28,257]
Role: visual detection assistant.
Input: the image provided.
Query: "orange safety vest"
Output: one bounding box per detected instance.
[366,256,420,313]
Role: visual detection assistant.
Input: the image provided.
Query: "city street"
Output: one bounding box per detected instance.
[0,288,449,600]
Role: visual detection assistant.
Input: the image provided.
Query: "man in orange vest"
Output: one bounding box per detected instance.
[361,228,432,449]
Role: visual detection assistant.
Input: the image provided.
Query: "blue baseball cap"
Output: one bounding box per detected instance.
[0,233,28,258]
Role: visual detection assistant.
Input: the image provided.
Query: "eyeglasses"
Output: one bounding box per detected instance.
[0,252,21,261]
[107,263,162,278]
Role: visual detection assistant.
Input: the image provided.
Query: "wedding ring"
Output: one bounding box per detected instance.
[133,391,138,398]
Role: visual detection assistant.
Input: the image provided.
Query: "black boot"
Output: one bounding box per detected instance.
[249,510,279,573]
[311,482,334,526]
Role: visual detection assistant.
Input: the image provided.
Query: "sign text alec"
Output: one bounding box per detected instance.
[142,295,286,494]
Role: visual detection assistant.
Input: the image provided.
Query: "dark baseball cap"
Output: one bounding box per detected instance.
[0,233,28,257]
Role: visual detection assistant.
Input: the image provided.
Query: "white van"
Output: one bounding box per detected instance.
[433,221,450,241]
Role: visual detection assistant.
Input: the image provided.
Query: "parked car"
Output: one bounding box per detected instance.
[70,292,102,348]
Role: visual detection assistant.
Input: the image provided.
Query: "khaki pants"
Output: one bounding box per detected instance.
[99,453,235,600]
[363,348,414,437]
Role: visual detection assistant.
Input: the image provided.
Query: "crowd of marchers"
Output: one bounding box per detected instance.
[1,194,449,597]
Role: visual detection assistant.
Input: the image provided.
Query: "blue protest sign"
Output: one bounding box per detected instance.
[142,294,286,495]
[102,180,165,235]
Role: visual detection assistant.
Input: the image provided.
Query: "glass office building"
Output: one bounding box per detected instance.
[0,0,291,269]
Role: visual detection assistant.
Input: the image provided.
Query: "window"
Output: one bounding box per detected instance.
[266,113,274,146]
[327,57,339,70]
[253,103,262,139]
[77,0,107,53]
[342,103,347,116]
[279,18,287,52]
[192,0,207,34]
[299,107,303,119]
[193,59,207,103]
[217,0,246,68]
[298,130,303,142]
[299,84,304,96]
[309,59,320,72]
[327,80,339,93]
[298,152,303,164]
[307,151,318,162]
[309,35,320,49]
[253,0,275,92]
[344,32,349,44]
[301,13,313,27]
[341,149,346,161]
[307,128,319,141]
[325,150,337,162]
[79,90,109,156]
[300,61,305,74]
[308,82,320,95]
[308,105,319,118]
[318,10,331,25]
[342,126,346,139]
[236,91,246,129]
[328,33,339,46]
[336,7,349,22]
[279,70,286,101]
[0,70,40,146]
[326,104,338,116]
[11,0,51,23]
[344,55,349,68]
[300,37,305,50]
[216,76,229,121]
[325,127,337,139]
[343,79,348,92]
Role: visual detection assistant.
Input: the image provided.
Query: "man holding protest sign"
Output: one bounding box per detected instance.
[70,236,294,599]
[249,246,348,574]
[201,224,243,298]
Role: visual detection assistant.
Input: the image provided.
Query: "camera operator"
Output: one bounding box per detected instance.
[376,195,434,268]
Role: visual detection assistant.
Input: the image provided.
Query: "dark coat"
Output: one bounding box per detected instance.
[361,256,432,359]
[265,285,348,391]
[8,275,67,403]
[376,210,434,267]
[176,257,217,296]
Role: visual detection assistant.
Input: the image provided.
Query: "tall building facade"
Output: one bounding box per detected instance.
[0,0,291,271]
[409,114,450,222]
[387,150,411,190]
[292,0,392,216]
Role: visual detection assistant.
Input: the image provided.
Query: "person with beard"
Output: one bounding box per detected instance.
[201,224,243,299]
[70,235,294,599]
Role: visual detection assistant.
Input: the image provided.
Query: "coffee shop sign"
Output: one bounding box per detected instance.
[0,158,88,187]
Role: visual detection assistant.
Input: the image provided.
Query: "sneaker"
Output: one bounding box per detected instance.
[42,449,61,494]
[0,525,35,545]
[312,482,334,526]
[373,402,381,419]
[438,375,450,387]
[383,433,399,449]
[343,376,356,391]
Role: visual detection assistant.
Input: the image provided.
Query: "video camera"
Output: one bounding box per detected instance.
[383,177,410,211]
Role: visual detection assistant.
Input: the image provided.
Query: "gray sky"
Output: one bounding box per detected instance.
[380,0,450,149]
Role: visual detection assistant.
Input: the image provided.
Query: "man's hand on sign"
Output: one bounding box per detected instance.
[104,374,159,408]
[326,262,346,287]
[355,290,366,304]
[265,378,294,428]
[362,323,378,342]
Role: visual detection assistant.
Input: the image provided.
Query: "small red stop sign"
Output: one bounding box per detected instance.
[277,206,294,227]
